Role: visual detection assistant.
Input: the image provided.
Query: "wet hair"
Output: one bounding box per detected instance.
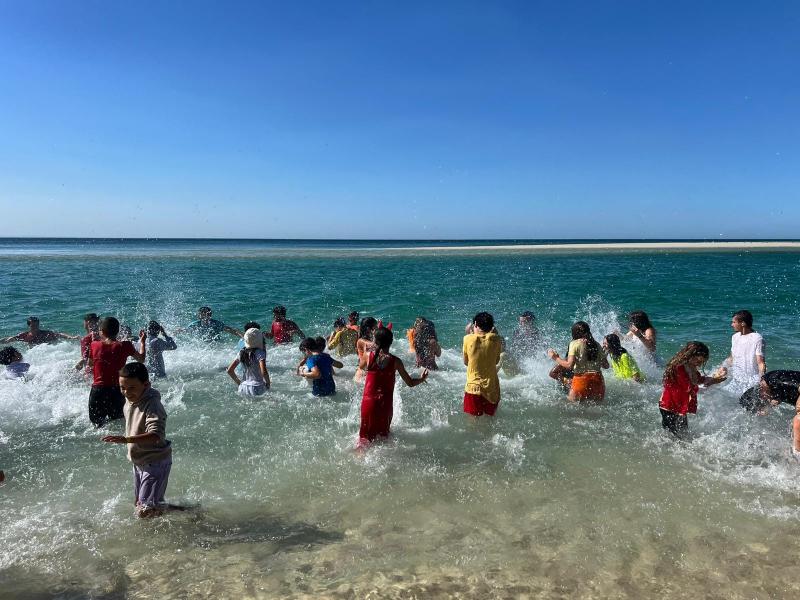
[520,311,535,321]
[314,337,327,352]
[628,311,653,331]
[604,333,627,359]
[359,317,378,340]
[0,346,22,365]
[299,337,313,353]
[413,318,437,354]
[27,316,40,326]
[199,306,212,316]
[147,320,161,336]
[348,311,359,323]
[571,321,600,361]
[733,310,753,328]
[273,305,287,318]
[663,341,709,384]
[333,317,346,329]
[374,327,393,353]
[119,362,149,382]
[473,312,494,333]
[100,317,120,339]
[84,313,99,323]
[244,321,261,331]
[239,346,261,367]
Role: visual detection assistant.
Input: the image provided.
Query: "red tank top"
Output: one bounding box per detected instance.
[363,352,396,401]
[271,320,293,344]
[660,364,699,415]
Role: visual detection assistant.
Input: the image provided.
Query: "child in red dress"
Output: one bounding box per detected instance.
[357,327,427,447]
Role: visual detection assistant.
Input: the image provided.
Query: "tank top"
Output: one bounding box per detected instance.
[363,352,397,401]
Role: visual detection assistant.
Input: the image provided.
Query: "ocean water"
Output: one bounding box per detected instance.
[1,239,799,599]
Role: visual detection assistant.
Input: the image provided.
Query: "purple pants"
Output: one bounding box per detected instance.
[133,457,172,509]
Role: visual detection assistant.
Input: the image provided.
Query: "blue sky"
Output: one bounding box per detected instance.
[0,1,798,239]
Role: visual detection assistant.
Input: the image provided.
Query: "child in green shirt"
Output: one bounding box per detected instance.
[604,334,644,383]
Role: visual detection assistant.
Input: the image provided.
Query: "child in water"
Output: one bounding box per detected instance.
[101,363,173,518]
[548,321,609,402]
[354,317,378,382]
[659,341,726,437]
[793,396,800,458]
[327,318,358,357]
[462,312,503,416]
[358,327,427,446]
[626,310,657,355]
[226,328,270,396]
[0,346,29,379]
[145,321,177,379]
[411,317,442,370]
[297,337,343,397]
[604,334,644,382]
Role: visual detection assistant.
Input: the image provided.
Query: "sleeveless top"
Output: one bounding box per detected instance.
[363,352,397,402]
[660,364,698,415]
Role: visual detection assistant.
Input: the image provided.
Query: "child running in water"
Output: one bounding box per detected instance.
[462,312,503,416]
[298,337,343,396]
[358,327,427,446]
[659,341,726,437]
[226,328,270,396]
[548,321,609,402]
[604,333,644,382]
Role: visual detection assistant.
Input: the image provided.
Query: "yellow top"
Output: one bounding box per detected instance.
[463,332,502,403]
[328,328,358,357]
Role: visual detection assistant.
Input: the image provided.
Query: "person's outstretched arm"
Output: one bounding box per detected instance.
[224,325,243,338]
[56,331,80,340]
[396,359,428,387]
[548,349,576,370]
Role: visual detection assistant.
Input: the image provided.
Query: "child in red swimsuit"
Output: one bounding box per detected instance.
[660,341,726,437]
[357,327,428,447]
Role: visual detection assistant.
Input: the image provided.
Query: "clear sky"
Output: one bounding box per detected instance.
[0,1,798,239]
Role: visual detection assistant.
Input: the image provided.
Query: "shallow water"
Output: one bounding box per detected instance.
[1,242,799,598]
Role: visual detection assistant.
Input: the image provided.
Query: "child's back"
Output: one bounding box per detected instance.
[307,351,336,396]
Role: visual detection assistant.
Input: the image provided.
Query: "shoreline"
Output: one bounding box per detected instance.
[382,241,800,253]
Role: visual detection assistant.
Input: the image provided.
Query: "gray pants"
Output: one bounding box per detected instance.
[133,457,172,510]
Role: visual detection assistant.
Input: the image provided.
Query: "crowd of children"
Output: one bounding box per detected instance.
[2,305,797,517]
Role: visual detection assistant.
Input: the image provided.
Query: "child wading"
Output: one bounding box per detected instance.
[604,333,644,382]
[101,363,173,518]
[659,341,726,437]
[298,337,343,396]
[462,312,503,416]
[548,321,609,402]
[227,328,270,396]
[87,317,146,427]
[358,327,427,446]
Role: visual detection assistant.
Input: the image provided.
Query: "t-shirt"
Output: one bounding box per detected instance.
[146,335,177,378]
[327,328,357,357]
[240,348,267,387]
[568,339,606,374]
[91,340,136,387]
[3,361,30,379]
[124,387,172,466]
[306,352,336,396]
[186,319,226,341]
[462,332,502,403]
[610,352,644,381]
[730,332,764,385]
[80,333,100,361]
[271,320,301,344]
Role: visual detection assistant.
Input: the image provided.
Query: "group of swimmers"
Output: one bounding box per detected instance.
[2,305,799,516]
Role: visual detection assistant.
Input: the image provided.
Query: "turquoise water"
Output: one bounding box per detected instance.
[1,240,800,598]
